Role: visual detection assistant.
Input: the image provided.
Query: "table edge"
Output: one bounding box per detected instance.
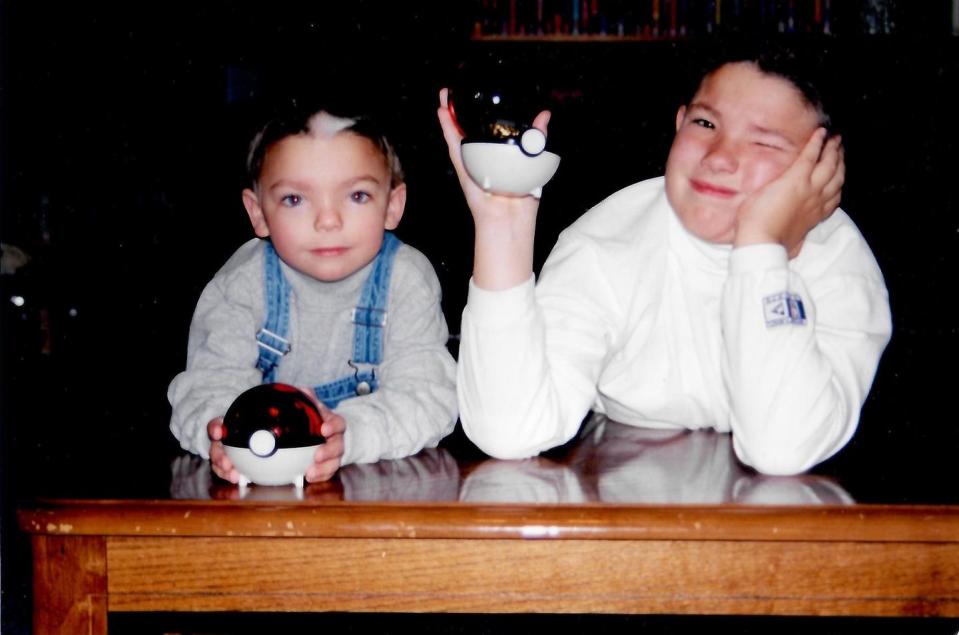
[17,499,959,542]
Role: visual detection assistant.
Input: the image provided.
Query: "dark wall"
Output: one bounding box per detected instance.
[2,2,958,633]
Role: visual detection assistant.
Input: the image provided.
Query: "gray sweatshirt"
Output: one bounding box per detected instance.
[168,237,458,466]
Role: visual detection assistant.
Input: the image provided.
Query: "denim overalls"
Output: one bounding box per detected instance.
[254,232,401,408]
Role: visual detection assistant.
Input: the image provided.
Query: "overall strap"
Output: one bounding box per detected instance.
[312,231,402,408]
[255,241,292,383]
[352,231,402,365]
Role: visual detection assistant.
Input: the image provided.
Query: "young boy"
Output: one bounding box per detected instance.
[169,103,458,483]
[437,45,891,475]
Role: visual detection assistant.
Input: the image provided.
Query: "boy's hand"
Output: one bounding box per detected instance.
[437,88,552,290]
[437,88,551,219]
[207,417,241,484]
[301,393,345,482]
[734,128,845,258]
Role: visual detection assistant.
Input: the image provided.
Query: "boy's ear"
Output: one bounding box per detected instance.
[242,188,270,238]
[675,105,687,132]
[384,183,407,231]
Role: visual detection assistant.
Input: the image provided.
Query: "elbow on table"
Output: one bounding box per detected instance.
[731,386,854,475]
[460,414,544,460]
[733,434,821,476]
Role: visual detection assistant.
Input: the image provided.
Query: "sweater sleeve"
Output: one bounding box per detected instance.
[167,260,264,459]
[458,234,620,459]
[721,241,892,475]
[334,250,458,466]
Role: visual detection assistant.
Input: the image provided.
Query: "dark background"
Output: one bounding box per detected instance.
[2,1,958,633]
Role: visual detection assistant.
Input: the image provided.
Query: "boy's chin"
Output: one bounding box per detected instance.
[310,269,362,283]
[676,211,737,245]
[287,262,361,284]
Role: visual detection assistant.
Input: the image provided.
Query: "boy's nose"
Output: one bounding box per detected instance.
[702,138,739,173]
[314,206,343,231]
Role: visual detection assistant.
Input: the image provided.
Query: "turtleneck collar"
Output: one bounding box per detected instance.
[664,197,732,276]
[275,244,377,308]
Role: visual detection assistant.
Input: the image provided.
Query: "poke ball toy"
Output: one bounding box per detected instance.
[222,383,325,491]
[449,83,561,198]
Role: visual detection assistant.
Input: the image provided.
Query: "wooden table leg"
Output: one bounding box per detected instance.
[32,534,107,635]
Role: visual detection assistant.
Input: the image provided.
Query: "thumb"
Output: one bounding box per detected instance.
[531,110,552,135]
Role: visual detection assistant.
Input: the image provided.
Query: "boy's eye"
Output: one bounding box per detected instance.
[754,142,785,151]
[350,191,372,204]
[280,194,303,207]
[691,118,715,130]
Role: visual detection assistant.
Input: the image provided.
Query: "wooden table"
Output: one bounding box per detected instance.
[17,418,959,634]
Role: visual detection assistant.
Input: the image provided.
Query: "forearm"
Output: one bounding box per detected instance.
[168,269,263,459]
[472,202,538,290]
[458,277,600,459]
[336,347,458,465]
[437,87,544,291]
[168,366,260,458]
[168,392,218,458]
[721,244,889,474]
[337,259,459,465]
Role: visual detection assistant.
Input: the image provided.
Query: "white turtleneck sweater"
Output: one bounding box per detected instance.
[458,177,891,475]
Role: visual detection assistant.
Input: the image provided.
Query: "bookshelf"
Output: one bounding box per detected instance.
[468,0,951,41]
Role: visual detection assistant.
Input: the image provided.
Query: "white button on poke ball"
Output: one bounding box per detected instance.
[520,127,547,156]
[248,429,277,457]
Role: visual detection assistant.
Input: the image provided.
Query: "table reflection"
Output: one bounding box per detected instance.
[170,415,851,505]
[461,415,853,505]
[170,447,461,502]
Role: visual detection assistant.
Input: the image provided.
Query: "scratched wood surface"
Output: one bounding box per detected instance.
[103,536,959,616]
[16,424,959,630]
[31,535,108,635]
[18,499,959,542]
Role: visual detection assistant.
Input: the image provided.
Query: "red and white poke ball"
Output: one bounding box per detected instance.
[222,383,325,490]
[448,85,560,198]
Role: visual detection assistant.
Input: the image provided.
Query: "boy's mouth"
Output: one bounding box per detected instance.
[310,247,348,257]
[690,179,737,198]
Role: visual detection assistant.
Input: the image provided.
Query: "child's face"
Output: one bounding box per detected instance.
[242,130,405,282]
[664,62,821,244]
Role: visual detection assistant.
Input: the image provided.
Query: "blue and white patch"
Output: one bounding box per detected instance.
[763,292,806,327]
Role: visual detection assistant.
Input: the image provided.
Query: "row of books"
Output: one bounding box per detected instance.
[469,0,904,39]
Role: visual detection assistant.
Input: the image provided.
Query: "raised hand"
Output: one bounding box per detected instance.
[437,88,552,290]
[735,128,845,258]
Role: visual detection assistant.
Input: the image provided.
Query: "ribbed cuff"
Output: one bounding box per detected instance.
[729,243,788,274]
[465,275,536,328]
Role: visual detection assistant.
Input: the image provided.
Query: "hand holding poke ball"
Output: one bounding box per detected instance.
[221,383,325,490]
[448,76,560,198]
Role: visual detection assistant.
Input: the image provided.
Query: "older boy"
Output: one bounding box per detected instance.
[438,47,891,475]
[169,104,457,483]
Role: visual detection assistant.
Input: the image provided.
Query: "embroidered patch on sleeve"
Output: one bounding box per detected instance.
[763,292,807,327]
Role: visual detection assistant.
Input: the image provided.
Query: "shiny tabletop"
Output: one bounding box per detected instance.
[17,415,959,633]
[167,415,858,506]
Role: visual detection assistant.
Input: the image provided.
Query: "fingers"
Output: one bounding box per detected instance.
[207,417,225,441]
[307,434,344,482]
[207,417,239,483]
[437,88,465,156]
[437,88,485,196]
[306,461,340,483]
[815,136,845,219]
[797,127,829,170]
[316,404,346,438]
[822,139,845,190]
[307,404,345,482]
[209,440,239,484]
[811,134,843,181]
